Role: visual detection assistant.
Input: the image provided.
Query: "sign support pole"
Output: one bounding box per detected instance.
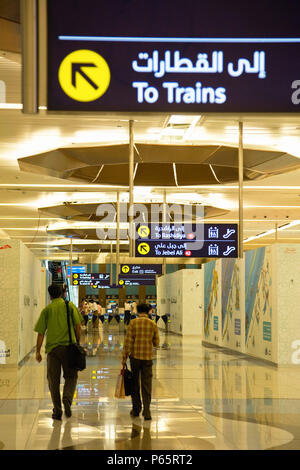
[110,241,113,285]
[129,120,134,258]
[238,121,244,259]
[163,190,167,275]
[116,191,120,284]
[20,0,38,114]
[70,238,73,290]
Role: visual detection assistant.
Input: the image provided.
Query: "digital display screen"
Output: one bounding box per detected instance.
[135,223,238,258]
[67,265,86,276]
[47,0,300,112]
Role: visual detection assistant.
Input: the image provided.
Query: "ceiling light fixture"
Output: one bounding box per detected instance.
[244,219,300,243]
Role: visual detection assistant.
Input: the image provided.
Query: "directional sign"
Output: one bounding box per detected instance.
[135,223,238,258]
[48,0,300,112]
[118,275,156,286]
[72,273,111,286]
[121,264,162,276]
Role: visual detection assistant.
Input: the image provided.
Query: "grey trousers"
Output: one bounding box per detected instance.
[130,357,153,417]
[47,346,78,417]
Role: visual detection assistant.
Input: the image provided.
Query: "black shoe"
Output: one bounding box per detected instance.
[143,410,152,420]
[130,410,140,417]
[63,398,72,418]
[52,414,62,421]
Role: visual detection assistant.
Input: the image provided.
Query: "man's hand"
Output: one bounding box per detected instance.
[36,351,42,363]
[35,334,44,363]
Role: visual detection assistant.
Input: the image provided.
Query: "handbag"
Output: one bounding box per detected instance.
[115,368,125,398]
[123,364,133,396]
[65,300,86,371]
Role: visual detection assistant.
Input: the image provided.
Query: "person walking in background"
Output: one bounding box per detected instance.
[130,300,137,320]
[124,300,131,326]
[34,284,83,421]
[122,303,160,421]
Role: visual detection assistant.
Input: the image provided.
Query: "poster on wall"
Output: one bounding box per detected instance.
[245,246,275,362]
[204,260,221,345]
[221,258,243,352]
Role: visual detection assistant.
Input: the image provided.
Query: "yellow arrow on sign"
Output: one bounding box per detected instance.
[138,225,150,238]
[137,242,150,255]
[58,49,111,102]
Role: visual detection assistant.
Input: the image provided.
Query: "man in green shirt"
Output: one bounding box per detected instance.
[34,284,83,420]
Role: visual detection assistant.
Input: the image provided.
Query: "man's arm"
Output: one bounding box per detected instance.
[75,323,81,342]
[70,303,82,342]
[153,325,160,348]
[36,333,44,362]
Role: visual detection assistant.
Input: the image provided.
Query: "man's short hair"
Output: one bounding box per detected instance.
[137,303,151,314]
[48,284,62,299]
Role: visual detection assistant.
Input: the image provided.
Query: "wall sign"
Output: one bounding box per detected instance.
[47,0,300,112]
[135,223,238,258]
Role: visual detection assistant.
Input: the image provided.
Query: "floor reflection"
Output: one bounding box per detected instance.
[0,327,300,449]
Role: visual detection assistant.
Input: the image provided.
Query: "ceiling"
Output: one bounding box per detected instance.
[0,52,300,262]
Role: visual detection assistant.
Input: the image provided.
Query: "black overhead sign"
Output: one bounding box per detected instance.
[120,264,162,276]
[135,223,238,258]
[118,276,156,287]
[47,0,300,112]
[72,273,111,287]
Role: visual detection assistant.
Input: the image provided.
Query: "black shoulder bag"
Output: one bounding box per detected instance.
[65,300,86,371]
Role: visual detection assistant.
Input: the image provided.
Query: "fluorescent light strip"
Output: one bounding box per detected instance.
[0,184,300,190]
[0,218,60,220]
[58,36,300,43]
[1,227,47,230]
[10,236,60,238]
[0,104,47,110]
[244,220,300,242]
[209,164,222,184]
[49,239,128,246]
[244,206,300,208]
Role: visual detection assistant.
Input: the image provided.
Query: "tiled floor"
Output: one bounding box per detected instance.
[0,324,299,450]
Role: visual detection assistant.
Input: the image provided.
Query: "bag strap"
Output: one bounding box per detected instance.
[65,300,73,345]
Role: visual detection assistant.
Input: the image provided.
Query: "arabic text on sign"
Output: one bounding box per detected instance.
[132,50,266,79]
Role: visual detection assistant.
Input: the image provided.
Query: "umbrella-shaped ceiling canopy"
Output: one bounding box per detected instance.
[41,201,229,222]
[18,143,300,186]
[44,202,229,241]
